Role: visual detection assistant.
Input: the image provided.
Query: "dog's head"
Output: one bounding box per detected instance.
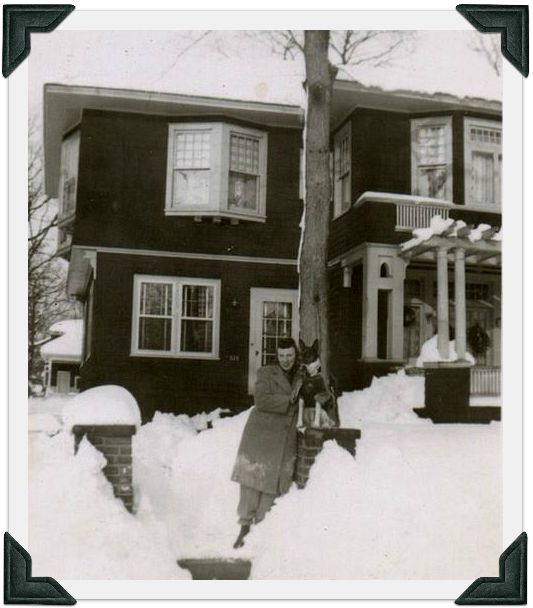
[299,339,321,377]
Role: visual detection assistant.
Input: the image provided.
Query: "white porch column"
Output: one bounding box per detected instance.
[390,257,407,360]
[362,251,378,358]
[454,247,467,360]
[436,247,450,359]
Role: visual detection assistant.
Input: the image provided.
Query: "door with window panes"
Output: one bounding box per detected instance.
[248,288,299,394]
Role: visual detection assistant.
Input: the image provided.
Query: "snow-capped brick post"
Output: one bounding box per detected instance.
[72,424,136,511]
[63,386,142,512]
[295,428,361,489]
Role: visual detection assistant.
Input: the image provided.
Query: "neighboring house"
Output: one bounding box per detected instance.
[43,81,501,420]
[41,319,83,394]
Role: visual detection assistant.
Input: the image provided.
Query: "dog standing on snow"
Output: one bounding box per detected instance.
[297,339,338,429]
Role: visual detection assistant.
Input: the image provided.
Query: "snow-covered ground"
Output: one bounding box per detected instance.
[28,372,501,580]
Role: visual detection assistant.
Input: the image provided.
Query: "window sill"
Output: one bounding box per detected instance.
[130,351,220,361]
[164,208,266,223]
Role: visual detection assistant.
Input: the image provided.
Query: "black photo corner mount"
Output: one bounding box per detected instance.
[4,532,76,605]
[455,532,527,605]
[456,4,529,77]
[2,4,75,78]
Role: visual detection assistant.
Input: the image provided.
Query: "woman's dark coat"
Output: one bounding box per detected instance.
[231,365,302,495]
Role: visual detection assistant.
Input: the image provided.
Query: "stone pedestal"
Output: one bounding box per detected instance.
[73,424,136,512]
[295,427,361,489]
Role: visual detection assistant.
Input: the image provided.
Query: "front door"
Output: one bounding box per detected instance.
[56,370,71,394]
[248,288,299,394]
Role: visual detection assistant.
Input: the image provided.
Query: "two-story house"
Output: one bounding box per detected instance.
[43,81,501,421]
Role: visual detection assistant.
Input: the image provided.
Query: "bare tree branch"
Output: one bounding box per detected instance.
[469,32,501,76]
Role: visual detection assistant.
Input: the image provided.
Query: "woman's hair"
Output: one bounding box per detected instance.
[277,337,297,351]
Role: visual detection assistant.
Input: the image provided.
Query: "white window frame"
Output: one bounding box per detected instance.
[131,274,221,359]
[411,116,453,201]
[165,122,268,222]
[333,121,352,218]
[58,130,80,218]
[463,117,502,210]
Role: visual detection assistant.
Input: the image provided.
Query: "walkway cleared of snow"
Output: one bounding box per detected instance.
[28,372,501,580]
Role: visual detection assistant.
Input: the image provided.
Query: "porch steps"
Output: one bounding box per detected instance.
[178,558,252,580]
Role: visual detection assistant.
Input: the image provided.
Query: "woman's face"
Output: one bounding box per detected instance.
[277,347,296,371]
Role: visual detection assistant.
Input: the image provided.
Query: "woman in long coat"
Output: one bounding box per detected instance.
[232,364,302,494]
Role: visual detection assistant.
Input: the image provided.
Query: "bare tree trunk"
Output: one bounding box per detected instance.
[300,31,337,379]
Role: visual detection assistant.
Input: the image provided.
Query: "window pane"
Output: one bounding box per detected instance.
[172,169,210,207]
[181,319,213,352]
[139,318,172,351]
[471,152,495,205]
[228,172,258,210]
[182,285,213,318]
[230,134,259,174]
[470,127,501,145]
[417,166,448,198]
[174,131,210,169]
[140,282,172,316]
[416,126,446,165]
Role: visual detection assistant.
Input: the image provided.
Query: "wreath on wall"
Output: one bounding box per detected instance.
[403,306,417,327]
[466,323,491,357]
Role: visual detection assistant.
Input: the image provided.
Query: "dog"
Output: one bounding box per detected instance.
[297,339,337,429]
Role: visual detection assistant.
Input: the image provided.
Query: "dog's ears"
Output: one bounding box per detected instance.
[312,339,319,352]
[299,339,307,351]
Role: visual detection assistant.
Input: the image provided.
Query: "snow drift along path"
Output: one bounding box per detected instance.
[28,371,501,580]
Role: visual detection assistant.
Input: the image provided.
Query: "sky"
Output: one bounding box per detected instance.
[28,29,501,121]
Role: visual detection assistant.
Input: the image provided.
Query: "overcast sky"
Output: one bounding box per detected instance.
[29,29,501,120]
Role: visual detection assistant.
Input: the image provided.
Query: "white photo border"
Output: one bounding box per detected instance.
[6,7,524,601]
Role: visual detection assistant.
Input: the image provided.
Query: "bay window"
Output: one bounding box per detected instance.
[131,275,220,358]
[411,116,452,201]
[464,118,502,208]
[165,122,267,221]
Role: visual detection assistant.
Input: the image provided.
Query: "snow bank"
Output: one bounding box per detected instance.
[28,413,62,435]
[338,370,426,427]
[29,431,189,579]
[250,424,501,580]
[62,385,141,431]
[416,335,475,366]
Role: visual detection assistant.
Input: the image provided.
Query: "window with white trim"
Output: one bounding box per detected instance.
[131,275,220,358]
[333,122,352,217]
[165,122,267,221]
[411,116,453,201]
[464,118,501,208]
[58,130,80,217]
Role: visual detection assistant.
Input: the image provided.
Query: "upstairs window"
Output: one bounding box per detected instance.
[411,117,452,201]
[131,275,220,359]
[165,122,267,221]
[464,118,502,208]
[333,122,352,217]
[58,130,80,217]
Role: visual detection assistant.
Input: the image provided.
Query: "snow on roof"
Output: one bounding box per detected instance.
[41,319,83,360]
[63,385,142,431]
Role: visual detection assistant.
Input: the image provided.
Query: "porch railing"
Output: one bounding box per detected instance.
[470,366,501,395]
[396,202,450,231]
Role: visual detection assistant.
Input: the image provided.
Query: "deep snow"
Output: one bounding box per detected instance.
[28,372,501,580]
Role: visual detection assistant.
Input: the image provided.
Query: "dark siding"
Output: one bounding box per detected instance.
[328,264,363,390]
[351,109,411,202]
[74,110,302,259]
[329,201,405,260]
[79,252,298,421]
[449,207,501,227]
